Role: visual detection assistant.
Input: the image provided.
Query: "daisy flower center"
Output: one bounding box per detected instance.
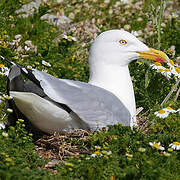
[94,151,101,155]
[166,106,172,110]
[0,64,5,68]
[165,68,170,72]
[154,62,162,66]
[175,67,180,73]
[173,142,180,145]
[158,109,165,114]
[158,69,164,72]
[153,144,160,149]
[169,59,174,66]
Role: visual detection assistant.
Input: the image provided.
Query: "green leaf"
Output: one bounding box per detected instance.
[145,69,151,89]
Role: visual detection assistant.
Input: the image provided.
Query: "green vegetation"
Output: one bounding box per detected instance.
[0,0,179,179]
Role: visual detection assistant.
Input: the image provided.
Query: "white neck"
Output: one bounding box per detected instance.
[88,62,136,122]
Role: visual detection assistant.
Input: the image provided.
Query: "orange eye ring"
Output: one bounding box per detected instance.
[119,40,127,45]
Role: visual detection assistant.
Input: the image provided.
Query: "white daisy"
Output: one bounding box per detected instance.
[150,62,166,76]
[102,150,112,155]
[131,30,139,37]
[154,109,169,118]
[167,59,175,68]
[91,151,102,157]
[150,62,163,70]
[121,0,130,3]
[64,162,73,166]
[24,45,30,51]
[27,65,33,70]
[62,34,68,39]
[0,67,10,76]
[42,69,48,73]
[71,37,77,41]
[171,66,180,78]
[15,34,22,40]
[91,154,97,158]
[0,64,5,68]
[161,68,172,79]
[95,146,101,150]
[169,142,180,150]
[125,153,133,158]
[3,95,12,100]
[0,95,5,101]
[7,108,13,113]
[2,132,8,137]
[0,123,5,130]
[42,60,51,67]
[138,147,146,152]
[149,142,165,150]
[163,152,171,157]
[164,106,177,113]
[105,151,112,155]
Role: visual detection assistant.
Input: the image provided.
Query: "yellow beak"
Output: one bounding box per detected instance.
[137,48,169,63]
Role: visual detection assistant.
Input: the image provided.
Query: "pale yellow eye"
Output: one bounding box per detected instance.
[119,40,127,45]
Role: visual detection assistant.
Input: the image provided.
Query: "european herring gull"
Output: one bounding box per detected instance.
[0,30,169,133]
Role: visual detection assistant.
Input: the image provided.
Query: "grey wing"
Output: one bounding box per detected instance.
[33,70,131,130]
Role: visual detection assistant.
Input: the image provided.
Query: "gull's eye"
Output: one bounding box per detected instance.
[119,40,127,45]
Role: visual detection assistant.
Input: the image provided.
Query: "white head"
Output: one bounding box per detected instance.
[89,29,169,67]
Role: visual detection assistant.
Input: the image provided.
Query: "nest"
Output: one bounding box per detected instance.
[35,129,90,167]
[34,116,149,169]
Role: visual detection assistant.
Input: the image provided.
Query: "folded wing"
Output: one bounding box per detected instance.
[31,69,131,130]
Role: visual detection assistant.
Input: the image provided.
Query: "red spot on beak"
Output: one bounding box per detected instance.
[155,57,164,62]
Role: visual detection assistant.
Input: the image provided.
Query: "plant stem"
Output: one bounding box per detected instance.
[161,79,180,106]
[157,0,164,50]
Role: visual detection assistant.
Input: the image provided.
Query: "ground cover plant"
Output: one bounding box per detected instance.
[0,0,179,179]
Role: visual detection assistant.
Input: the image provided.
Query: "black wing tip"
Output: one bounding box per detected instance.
[0,55,29,74]
[0,55,16,66]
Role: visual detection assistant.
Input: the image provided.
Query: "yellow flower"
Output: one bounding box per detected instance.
[0,96,5,101]
[7,108,13,113]
[34,61,40,65]
[175,67,180,73]
[154,62,162,66]
[163,152,171,157]
[4,95,12,100]
[126,153,133,158]
[149,142,165,150]
[158,69,164,72]
[164,106,177,113]
[27,65,32,70]
[137,60,142,65]
[165,68,170,72]
[2,132,8,137]
[168,148,173,152]
[154,109,169,118]
[169,142,180,150]
[166,106,172,110]
[95,146,101,150]
[169,59,174,66]
[18,119,24,123]
[94,151,101,155]
[65,162,73,166]
[91,151,102,157]
[42,60,51,67]
[138,147,146,152]
[42,69,48,73]
[0,64,5,67]
[5,158,12,162]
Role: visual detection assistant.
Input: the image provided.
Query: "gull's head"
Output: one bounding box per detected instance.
[89,29,169,66]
